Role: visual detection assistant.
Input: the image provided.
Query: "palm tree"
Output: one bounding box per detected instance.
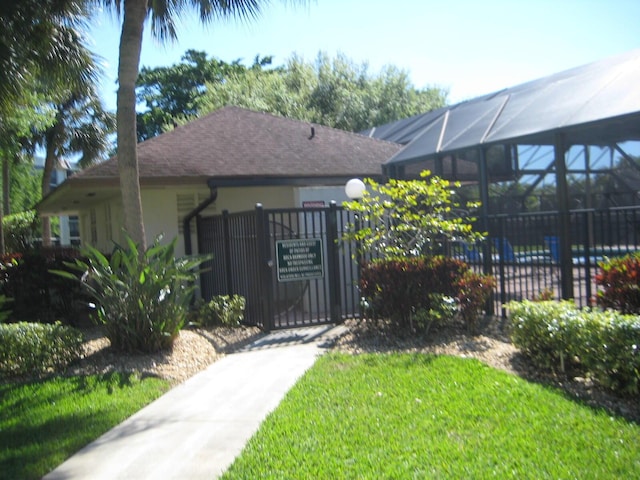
[99,0,304,250]
[0,0,99,252]
[36,88,115,245]
[0,0,96,115]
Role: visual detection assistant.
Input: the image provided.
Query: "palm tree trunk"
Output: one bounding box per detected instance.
[117,0,147,250]
[3,155,10,217]
[0,157,5,255]
[41,140,57,247]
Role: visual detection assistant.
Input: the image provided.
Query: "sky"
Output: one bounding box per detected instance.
[88,0,640,111]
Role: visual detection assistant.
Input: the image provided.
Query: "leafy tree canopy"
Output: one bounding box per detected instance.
[200,52,449,132]
[137,50,448,137]
[136,50,273,141]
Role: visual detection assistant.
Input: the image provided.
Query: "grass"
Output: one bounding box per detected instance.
[222,353,640,479]
[0,372,169,480]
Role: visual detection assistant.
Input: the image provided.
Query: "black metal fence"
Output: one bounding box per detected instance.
[453,206,640,315]
[198,203,360,330]
[198,204,640,329]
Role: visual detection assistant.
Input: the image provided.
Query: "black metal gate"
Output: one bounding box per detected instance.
[197,203,360,331]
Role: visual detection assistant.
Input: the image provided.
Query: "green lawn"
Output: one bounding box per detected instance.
[222,353,640,479]
[0,372,169,480]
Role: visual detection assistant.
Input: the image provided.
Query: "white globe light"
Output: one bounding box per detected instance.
[345,178,366,200]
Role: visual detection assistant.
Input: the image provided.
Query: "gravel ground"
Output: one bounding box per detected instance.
[67,317,639,423]
[66,325,264,385]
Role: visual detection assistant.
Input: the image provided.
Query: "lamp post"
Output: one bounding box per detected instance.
[345,178,366,318]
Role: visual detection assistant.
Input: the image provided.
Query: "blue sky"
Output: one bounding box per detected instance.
[88,0,640,111]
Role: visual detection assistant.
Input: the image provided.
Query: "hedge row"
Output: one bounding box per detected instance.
[0,322,84,379]
[508,300,640,396]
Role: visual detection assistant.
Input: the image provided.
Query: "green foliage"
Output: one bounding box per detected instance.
[136,50,266,141]
[508,300,640,395]
[222,353,640,479]
[9,160,43,214]
[0,322,83,379]
[2,210,39,253]
[0,373,169,480]
[192,295,246,327]
[360,256,494,333]
[595,253,640,314]
[56,235,210,353]
[343,172,484,258]
[199,51,449,132]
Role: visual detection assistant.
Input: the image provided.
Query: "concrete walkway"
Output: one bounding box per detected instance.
[44,324,345,480]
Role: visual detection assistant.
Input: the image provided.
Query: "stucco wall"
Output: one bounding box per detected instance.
[77,185,298,256]
[76,184,351,256]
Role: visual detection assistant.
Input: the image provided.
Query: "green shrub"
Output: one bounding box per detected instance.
[0,322,83,378]
[577,310,640,395]
[508,300,640,395]
[360,256,494,333]
[507,300,584,373]
[3,210,39,253]
[56,235,210,353]
[595,253,640,314]
[193,295,246,327]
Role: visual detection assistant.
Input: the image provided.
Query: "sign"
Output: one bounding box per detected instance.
[302,200,326,208]
[276,238,324,282]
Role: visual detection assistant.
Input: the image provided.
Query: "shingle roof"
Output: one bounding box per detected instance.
[73,106,401,183]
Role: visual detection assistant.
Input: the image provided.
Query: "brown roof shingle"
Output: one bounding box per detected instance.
[74,106,402,183]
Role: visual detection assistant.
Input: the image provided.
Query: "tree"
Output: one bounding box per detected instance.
[136,50,271,141]
[0,0,98,252]
[0,0,95,116]
[199,52,449,132]
[342,171,483,259]
[100,0,303,250]
[33,87,115,245]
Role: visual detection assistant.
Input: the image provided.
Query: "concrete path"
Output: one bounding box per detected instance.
[44,324,345,480]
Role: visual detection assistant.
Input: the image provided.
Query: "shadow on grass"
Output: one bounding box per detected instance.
[0,372,166,480]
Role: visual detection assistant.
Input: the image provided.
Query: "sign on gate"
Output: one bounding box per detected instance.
[276,238,324,282]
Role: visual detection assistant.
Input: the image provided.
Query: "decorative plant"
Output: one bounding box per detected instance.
[342,170,484,258]
[55,235,210,353]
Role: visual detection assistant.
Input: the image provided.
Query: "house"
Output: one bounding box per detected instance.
[37,106,402,256]
[34,157,80,246]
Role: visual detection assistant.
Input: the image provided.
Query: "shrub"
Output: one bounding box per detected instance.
[193,295,246,327]
[55,235,210,353]
[0,322,83,379]
[507,300,584,373]
[507,300,640,395]
[3,210,39,253]
[595,253,640,314]
[0,248,86,325]
[360,256,494,333]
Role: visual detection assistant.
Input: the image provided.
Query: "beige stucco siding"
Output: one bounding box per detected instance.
[73,185,313,256]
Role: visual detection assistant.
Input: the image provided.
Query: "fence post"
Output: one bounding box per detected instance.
[255,204,274,331]
[326,202,342,323]
[222,210,234,296]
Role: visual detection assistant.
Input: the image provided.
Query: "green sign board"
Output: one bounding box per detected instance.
[276,238,324,282]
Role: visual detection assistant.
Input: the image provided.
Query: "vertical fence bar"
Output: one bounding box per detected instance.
[255,204,274,331]
[326,202,342,323]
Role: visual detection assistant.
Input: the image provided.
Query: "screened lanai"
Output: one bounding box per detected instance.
[363,49,640,309]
